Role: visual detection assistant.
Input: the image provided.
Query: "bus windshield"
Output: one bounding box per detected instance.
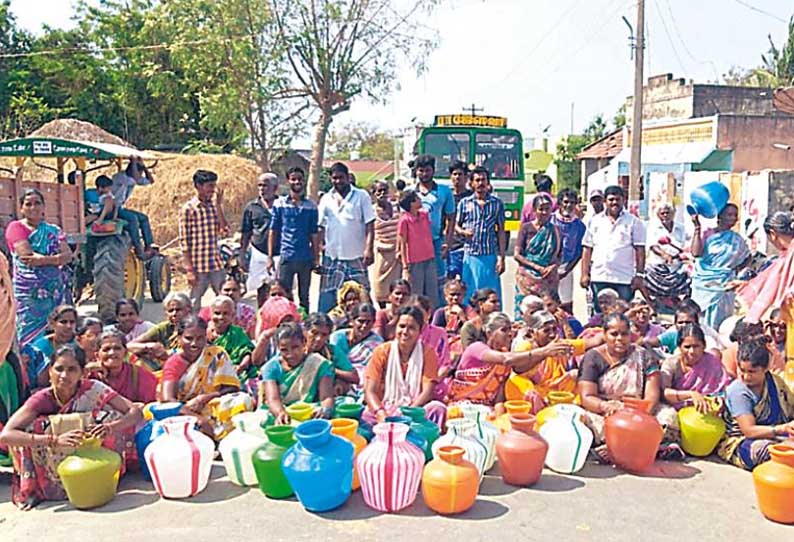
[474,133,521,180]
[422,132,470,174]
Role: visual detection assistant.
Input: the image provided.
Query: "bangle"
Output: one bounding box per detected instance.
[772,425,779,437]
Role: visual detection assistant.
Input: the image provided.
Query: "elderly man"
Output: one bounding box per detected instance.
[207,295,255,381]
[580,185,646,312]
[241,172,279,306]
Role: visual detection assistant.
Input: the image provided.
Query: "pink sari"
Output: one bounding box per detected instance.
[738,239,794,323]
[664,352,731,409]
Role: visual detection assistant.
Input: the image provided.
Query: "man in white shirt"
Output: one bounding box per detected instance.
[317,162,376,312]
[580,185,646,312]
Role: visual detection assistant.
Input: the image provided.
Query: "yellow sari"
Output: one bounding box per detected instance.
[505,337,584,409]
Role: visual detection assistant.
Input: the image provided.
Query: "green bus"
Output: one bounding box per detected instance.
[413,114,525,231]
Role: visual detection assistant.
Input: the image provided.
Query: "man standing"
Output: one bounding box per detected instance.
[412,155,455,286]
[241,172,279,306]
[553,189,587,315]
[584,188,605,226]
[111,156,156,259]
[268,167,319,313]
[446,160,472,280]
[456,166,506,302]
[317,162,376,313]
[580,185,645,312]
[180,169,228,311]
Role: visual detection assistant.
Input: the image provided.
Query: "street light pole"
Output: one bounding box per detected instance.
[629,0,645,204]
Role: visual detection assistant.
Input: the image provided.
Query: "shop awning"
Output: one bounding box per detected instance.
[612,142,716,166]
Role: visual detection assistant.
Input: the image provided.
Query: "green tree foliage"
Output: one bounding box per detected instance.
[554,115,608,191]
[328,122,395,160]
[724,16,794,88]
[268,0,439,197]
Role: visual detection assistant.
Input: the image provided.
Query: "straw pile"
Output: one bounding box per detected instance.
[30,119,132,147]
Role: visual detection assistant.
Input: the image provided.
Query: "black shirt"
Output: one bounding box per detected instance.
[241,198,278,255]
[450,189,473,250]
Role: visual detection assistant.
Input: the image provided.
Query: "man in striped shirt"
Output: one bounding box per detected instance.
[455,166,506,302]
[180,169,228,311]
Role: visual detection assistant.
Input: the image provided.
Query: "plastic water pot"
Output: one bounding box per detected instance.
[678,407,725,457]
[687,181,730,218]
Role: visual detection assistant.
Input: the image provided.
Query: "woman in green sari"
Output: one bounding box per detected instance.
[207,296,254,380]
[514,193,561,320]
[260,322,335,425]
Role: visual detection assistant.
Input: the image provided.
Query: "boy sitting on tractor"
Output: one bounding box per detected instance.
[87,175,149,260]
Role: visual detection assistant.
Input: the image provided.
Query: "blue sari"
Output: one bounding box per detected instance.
[691,229,749,329]
[10,221,69,349]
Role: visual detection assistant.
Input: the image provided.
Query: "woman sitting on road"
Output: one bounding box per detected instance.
[260,322,335,425]
[160,316,251,440]
[328,280,369,330]
[207,295,254,381]
[90,330,157,404]
[106,298,154,344]
[75,316,103,367]
[20,305,78,391]
[127,292,192,373]
[0,345,142,510]
[718,336,794,470]
[198,276,256,338]
[373,279,411,341]
[363,306,446,428]
[328,303,377,397]
[460,287,501,350]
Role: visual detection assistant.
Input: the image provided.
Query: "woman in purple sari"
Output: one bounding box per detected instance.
[659,324,732,445]
[5,189,72,349]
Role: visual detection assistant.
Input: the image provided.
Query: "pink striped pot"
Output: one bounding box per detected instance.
[145,416,215,499]
[356,422,424,513]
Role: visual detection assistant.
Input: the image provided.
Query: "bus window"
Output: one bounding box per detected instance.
[423,132,470,174]
[474,133,521,180]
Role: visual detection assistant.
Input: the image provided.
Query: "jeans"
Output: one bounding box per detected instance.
[190,268,225,312]
[278,259,312,312]
[590,281,634,313]
[432,238,447,307]
[117,208,154,251]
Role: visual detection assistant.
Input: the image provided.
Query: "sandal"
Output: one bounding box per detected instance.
[657,442,686,461]
[590,444,612,465]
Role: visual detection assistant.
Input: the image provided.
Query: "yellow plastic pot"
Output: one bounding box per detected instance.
[57,438,121,509]
[678,406,726,457]
[286,402,314,422]
[504,372,535,401]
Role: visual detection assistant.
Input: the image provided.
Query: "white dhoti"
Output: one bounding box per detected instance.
[246,245,278,292]
[559,270,574,305]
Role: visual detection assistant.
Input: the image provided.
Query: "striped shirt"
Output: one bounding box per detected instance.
[456,194,505,256]
[179,196,223,273]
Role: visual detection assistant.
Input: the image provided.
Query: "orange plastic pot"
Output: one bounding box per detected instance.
[495,400,533,433]
[604,397,663,473]
[330,418,367,490]
[495,413,548,486]
[422,446,479,515]
[753,444,794,524]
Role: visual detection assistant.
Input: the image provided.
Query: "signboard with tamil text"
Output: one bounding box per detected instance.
[434,114,508,129]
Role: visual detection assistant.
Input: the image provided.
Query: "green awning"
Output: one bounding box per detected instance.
[0,137,154,160]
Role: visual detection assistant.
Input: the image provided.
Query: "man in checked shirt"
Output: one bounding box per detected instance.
[180,170,229,311]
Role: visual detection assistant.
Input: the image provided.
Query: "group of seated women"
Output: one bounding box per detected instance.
[3,274,794,510]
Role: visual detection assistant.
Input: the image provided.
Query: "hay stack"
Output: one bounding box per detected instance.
[30,119,132,147]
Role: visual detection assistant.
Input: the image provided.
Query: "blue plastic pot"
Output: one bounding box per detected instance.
[687,181,730,218]
[134,402,183,480]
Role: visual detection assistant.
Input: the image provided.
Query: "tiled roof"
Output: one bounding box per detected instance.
[576,129,624,160]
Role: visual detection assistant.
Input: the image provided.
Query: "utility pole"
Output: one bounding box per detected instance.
[629,0,645,204]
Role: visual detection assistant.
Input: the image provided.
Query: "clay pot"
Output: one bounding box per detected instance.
[422,446,479,515]
[330,418,367,490]
[677,406,726,457]
[57,438,122,509]
[495,413,548,486]
[753,444,794,524]
[604,397,663,473]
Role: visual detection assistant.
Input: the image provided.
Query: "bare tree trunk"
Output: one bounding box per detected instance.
[308,108,332,201]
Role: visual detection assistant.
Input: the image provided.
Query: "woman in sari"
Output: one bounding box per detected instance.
[106,298,154,343]
[364,306,446,427]
[718,336,794,470]
[460,287,501,350]
[408,295,451,380]
[161,316,251,440]
[5,189,72,350]
[20,305,78,391]
[659,324,731,447]
[328,280,369,329]
[127,292,192,372]
[371,181,402,307]
[207,296,254,380]
[253,295,302,368]
[75,316,103,367]
[514,193,561,320]
[91,330,157,403]
[374,279,411,341]
[260,322,335,424]
[578,313,671,461]
[198,276,256,338]
[0,345,142,510]
[329,303,378,397]
[690,204,750,330]
[445,312,573,406]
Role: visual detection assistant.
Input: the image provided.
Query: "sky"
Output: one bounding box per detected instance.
[9,0,793,141]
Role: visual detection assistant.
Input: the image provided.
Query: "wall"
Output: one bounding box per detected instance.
[625,74,694,121]
[717,116,794,171]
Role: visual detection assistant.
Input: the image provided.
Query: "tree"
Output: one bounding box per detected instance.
[328,121,395,160]
[554,115,608,191]
[612,105,627,130]
[268,0,439,198]
[723,16,794,88]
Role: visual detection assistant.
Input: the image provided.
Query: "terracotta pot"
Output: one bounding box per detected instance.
[604,398,663,473]
[330,418,367,490]
[495,413,548,486]
[753,444,794,524]
[422,446,479,515]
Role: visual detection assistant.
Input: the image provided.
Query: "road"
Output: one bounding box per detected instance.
[2,259,791,539]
